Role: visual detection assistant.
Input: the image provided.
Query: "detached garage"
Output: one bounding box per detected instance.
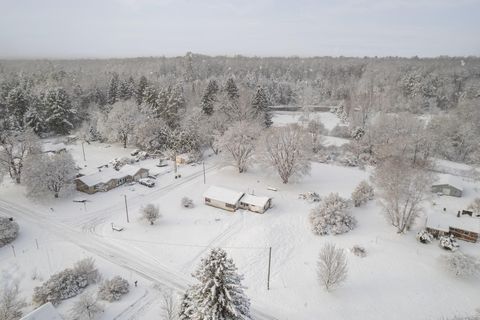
[239,194,272,214]
[431,176,463,197]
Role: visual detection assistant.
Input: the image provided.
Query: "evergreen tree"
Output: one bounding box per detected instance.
[224,78,240,102]
[201,80,219,116]
[164,84,185,128]
[142,86,158,110]
[118,78,133,100]
[6,87,29,128]
[188,248,251,320]
[136,76,148,105]
[107,72,119,105]
[43,88,76,134]
[25,97,46,134]
[178,289,195,320]
[251,86,272,127]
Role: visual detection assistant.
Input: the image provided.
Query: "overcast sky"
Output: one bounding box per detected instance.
[1,0,479,58]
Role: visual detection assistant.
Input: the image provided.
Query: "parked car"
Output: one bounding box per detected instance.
[139,178,155,188]
[130,149,140,156]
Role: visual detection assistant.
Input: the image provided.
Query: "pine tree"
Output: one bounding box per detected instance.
[201,80,219,116]
[43,88,76,134]
[136,76,148,105]
[164,84,185,128]
[178,289,195,320]
[6,87,29,128]
[107,73,119,105]
[188,248,251,320]
[251,86,272,127]
[224,78,240,102]
[118,78,134,100]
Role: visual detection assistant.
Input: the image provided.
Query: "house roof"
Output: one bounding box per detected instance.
[21,302,63,320]
[76,167,126,187]
[426,211,480,234]
[118,164,147,176]
[240,194,271,207]
[432,175,464,192]
[42,142,67,153]
[203,186,244,205]
[77,165,148,187]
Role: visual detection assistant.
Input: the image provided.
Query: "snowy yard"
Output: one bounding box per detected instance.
[1,137,479,319]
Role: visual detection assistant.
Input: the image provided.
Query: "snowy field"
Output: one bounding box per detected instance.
[0,112,479,319]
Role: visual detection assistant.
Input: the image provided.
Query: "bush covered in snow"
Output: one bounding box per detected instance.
[351,245,367,257]
[439,235,459,251]
[440,252,480,278]
[329,124,351,139]
[351,181,374,207]
[181,197,194,208]
[32,258,99,306]
[309,193,357,236]
[416,229,434,244]
[98,276,129,302]
[467,198,480,217]
[70,292,103,320]
[141,203,161,225]
[0,217,19,247]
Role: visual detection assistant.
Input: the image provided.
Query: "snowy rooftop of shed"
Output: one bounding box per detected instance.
[204,186,245,204]
[21,302,63,320]
[240,194,271,207]
[426,211,480,234]
[432,175,464,192]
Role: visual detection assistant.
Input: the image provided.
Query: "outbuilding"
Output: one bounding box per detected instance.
[431,176,463,197]
[203,186,245,212]
[239,194,272,214]
[426,212,480,243]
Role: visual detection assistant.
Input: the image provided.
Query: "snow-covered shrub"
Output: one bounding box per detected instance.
[98,276,129,302]
[309,193,357,236]
[329,124,351,139]
[73,257,100,285]
[338,151,358,167]
[351,245,367,257]
[416,229,434,244]
[467,198,480,217]
[317,243,348,291]
[440,235,459,251]
[440,252,480,278]
[351,180,374,207]
[141,203,161,225]
[0,217,19,247]
[181,197,194,208]
[351,127,365,141]
[32,268,88,306]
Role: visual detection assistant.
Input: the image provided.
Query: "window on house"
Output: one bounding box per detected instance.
[205,198,211,203]
[225,203,235,208]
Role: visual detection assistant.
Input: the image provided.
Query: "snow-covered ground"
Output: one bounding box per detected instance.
[1,113,479,319]
[272,111,341,131]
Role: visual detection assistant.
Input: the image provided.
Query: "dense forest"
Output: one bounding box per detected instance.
[1,54,479,167]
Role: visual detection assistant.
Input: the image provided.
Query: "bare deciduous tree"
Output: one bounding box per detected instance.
[141,203,161,225]
[372,157,433,233]
[0,281,26,320]
[214,121,260,173]
[261,124,311,184]
[100,101,142,148]
[161,290,178,320]
[70,292,103,320]
[0,130,40,184]
[317,243,348,291]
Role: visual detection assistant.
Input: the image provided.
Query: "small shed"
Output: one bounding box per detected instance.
[203,186,245,212]
[239,194,272,214]
[426,212,480,243]
[118,164,149,181]
[21,302,63,320]
[431,176,463,197]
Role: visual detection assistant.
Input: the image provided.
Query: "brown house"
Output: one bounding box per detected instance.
[426,212,480,243]
[76,165,149,194]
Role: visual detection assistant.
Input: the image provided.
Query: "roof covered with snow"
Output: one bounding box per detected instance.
[203,186,245,204]
[432,175,464,192]
[426,212,480,234]
[41,142,67,153]
[240,194,271,207]
[118,164,147,176]
[76,167,126,186]
[21,302,63,320]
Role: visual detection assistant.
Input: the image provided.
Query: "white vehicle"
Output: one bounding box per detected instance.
[139,178,155,188]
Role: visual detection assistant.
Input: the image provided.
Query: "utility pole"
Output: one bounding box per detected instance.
[35,239,39,250]
[203,161,206,184]
[81,142,86,161]
[124,195,130,223]
[11,245,16,258]
[267,246,272,290]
